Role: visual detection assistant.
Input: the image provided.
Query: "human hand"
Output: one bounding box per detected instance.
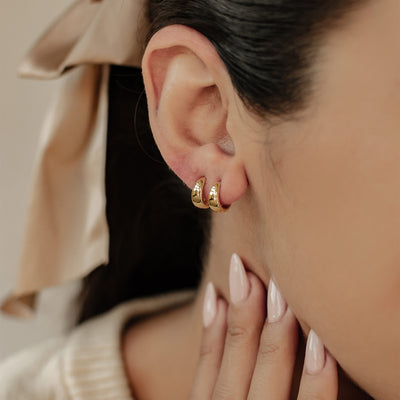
[189,254,338,399]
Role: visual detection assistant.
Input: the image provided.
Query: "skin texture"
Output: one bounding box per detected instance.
[130,0,400,399]
[244,1,400,397]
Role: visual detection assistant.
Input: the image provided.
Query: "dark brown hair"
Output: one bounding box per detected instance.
[75,66,210,324]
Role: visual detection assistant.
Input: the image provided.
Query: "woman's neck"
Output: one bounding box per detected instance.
[123,209,372,399]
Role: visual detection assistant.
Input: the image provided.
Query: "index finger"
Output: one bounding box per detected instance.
[189,282,228,400]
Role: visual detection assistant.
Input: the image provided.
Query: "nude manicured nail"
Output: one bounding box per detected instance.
[267,279,287,323]
[305,329,326,375]
[229,253,250,304]
[203,282,217,328]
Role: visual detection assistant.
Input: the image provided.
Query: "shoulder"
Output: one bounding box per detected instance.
[0,301,135,400]
[122,291,197,400]
[0,290,195,400]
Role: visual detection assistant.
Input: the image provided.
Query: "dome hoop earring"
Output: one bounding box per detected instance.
[191,177,209,209]
[208,182,230,213]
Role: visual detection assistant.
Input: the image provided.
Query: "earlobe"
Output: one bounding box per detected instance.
[142,25,248,208]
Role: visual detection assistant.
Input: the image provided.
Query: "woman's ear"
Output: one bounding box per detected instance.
[142,25,248,207]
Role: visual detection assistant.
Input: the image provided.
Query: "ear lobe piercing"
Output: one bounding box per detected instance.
[192,177,209,209]
[208,182,230,212]
[191,177,230,212]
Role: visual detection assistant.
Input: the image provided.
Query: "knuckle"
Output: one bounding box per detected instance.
[299,391,326,400]
[212,382,233,400]
[257,326,281,363]
[199,341,215,361]
[258,342,280,362]
[226,324,250,343]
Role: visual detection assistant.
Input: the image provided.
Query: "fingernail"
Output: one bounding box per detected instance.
[203,282,217,328]
[229,253,250,304]
[267,279,287,323]
[305,329,326,375]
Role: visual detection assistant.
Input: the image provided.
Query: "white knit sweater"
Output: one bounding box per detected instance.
[0,291,195,400]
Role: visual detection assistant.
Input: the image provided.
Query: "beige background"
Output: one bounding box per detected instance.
[0,0,79,360]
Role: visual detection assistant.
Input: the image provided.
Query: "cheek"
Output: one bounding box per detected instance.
[251,121,400,397]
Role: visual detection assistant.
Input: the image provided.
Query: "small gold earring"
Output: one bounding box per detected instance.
[192,177,209,209]
[208,182,230,212]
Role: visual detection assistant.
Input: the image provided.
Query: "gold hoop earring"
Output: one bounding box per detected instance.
[208,182,230,212]
[192,177,209,209]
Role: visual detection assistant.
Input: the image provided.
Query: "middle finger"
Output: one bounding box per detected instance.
[248,279,298,400]
[212,254,266,400]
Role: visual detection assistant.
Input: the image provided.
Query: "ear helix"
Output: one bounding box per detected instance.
[191,177,231,212]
